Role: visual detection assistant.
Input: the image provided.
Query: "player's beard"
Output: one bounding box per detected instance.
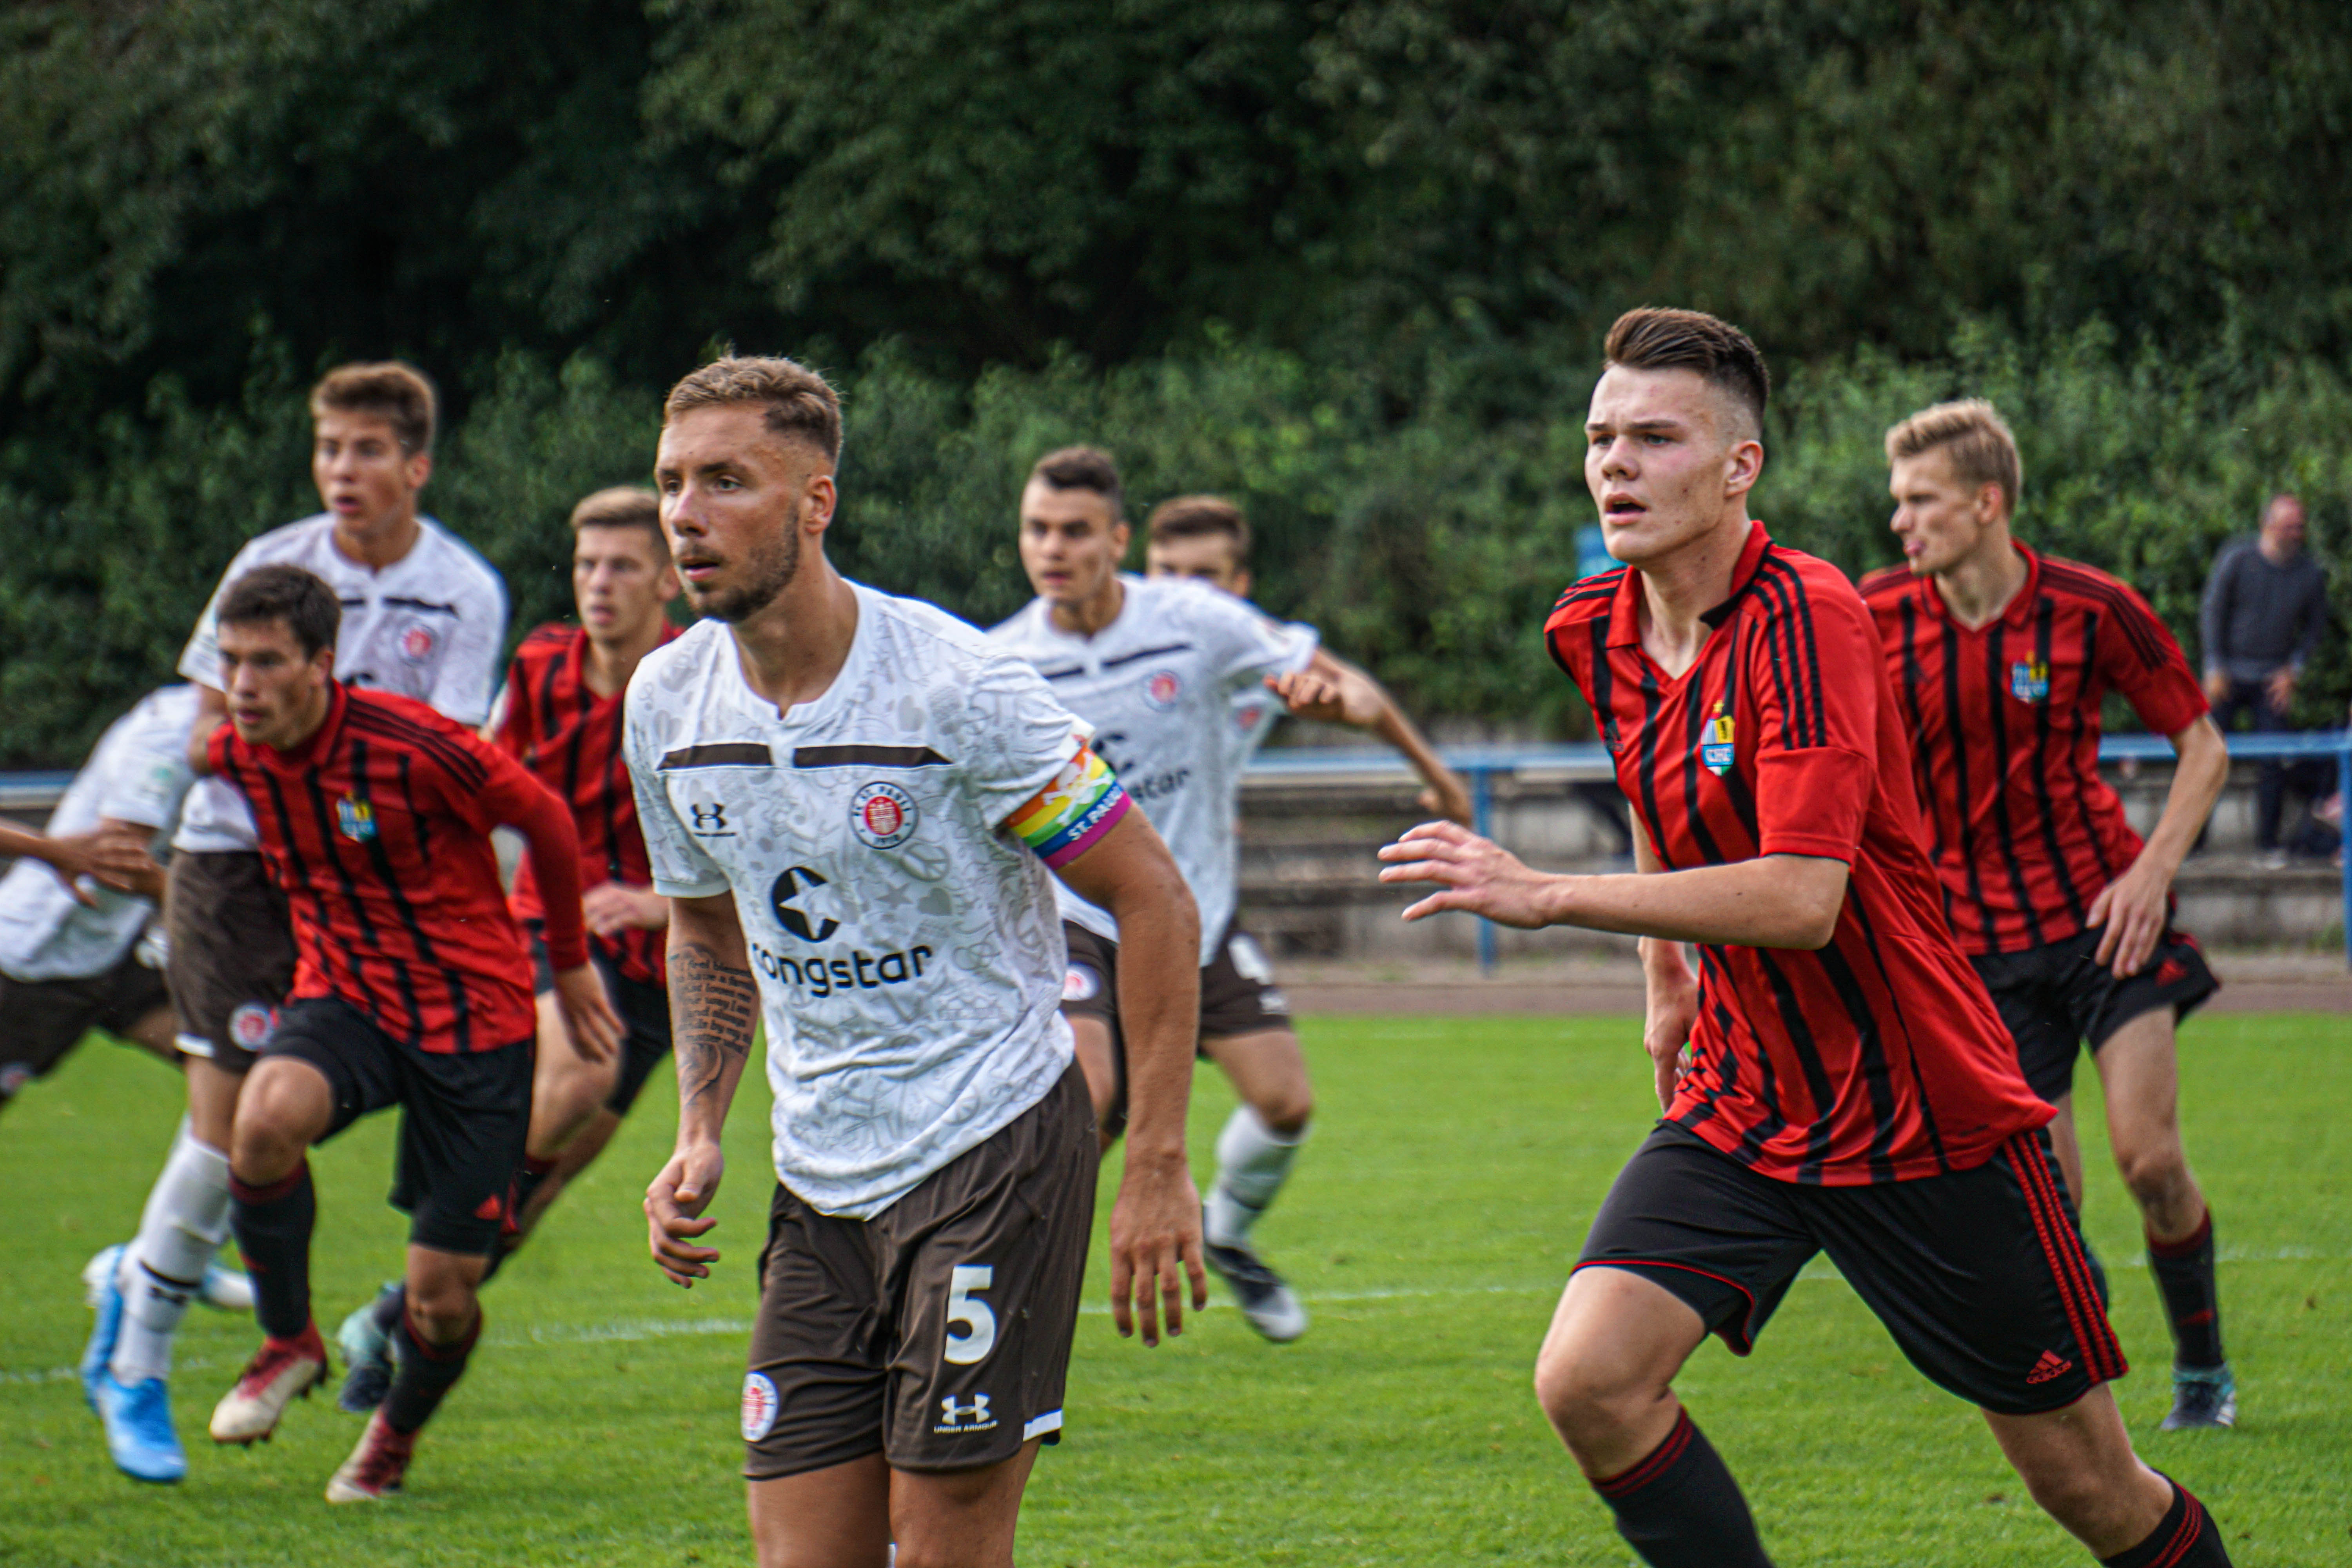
[694,503,804,623]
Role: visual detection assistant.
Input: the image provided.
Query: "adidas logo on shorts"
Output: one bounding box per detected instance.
[2026,1350,2074,1385]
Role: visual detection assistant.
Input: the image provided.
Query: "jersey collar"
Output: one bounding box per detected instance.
[1919,540,2043,631]
[1605,519,1773,649]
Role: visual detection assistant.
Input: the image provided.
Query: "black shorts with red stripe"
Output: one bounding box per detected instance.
[1970,925,2219,1105]
[1577,1122,2124,1416]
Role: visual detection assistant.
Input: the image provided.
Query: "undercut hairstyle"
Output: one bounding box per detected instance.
[1029,446,1124,523]
[663,355,843,463]
[1147,494,1251,563]
[569,485,669,561]
[311,361,438,454]
[1603,308,1771,437]
[1884,399,2022,518]
[216,563,342,659]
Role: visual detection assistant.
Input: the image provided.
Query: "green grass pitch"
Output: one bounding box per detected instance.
[4,1011,2346,1566]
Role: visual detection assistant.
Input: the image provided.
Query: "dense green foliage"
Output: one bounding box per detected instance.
[6,1010,2348,1562]
[2,0,2347,760]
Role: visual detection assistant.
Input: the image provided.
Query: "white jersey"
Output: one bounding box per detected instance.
[1226,617,1315,767]
[172,514,508,853]
[988,575,1316,962]
[626,584,1090,1219]
[0,686,199,982]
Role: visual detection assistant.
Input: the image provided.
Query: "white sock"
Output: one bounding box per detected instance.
[1204,1107,1306,1248]
[111,1120,232,1385]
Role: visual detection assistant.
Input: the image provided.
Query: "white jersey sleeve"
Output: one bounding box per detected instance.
[96,686,200,833]
[422,552,508,726]
[948,652,1091,832]
[622,675,731,899]
[178,536,268,692]
[1198,587,1318,697]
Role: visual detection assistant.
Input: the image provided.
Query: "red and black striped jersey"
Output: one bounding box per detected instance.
[493,622,678,985]
[1545,523,2051,1186]
[1859,546,2209,956]
[212,684,582,1053]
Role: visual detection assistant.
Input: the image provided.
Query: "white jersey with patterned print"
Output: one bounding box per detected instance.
[987,575,1316,963]
[172,514,509,854]
[625,584,1107,1219]
[0,686,200,982]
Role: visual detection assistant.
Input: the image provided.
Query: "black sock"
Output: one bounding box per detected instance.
[1591,1410,1774,1568]
[228,1161,316,1341]
[2101,1479,2232,1567]
[2148,1210,2224,1369]
[382,1303,480,1435]
[372,1282,407,1335]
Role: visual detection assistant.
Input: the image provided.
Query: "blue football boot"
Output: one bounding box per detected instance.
[96,1371,188,1483]
[80,1243,127,1411]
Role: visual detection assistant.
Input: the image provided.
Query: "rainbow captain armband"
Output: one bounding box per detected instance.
[1011,743,1131,868]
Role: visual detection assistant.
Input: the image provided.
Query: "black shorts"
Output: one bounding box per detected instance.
[1577,1123,2126,1417]
[1971,926,2220,1104]
[163,850,297,1070]
[0,947,172,1095]
[742,1064,1098,1480]
[265,997,534,1256]
[1062,918,1291,1137]
[528,927,672,1116]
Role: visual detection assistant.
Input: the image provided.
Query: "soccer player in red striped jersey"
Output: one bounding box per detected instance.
[1379,310,2230,1568]
[1862,400,2235,1430]
[200,564,623,1503]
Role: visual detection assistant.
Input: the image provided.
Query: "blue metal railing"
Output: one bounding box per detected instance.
[1245,731,2352,972]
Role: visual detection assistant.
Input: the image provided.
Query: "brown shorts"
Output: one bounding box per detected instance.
[1061,917,1291,1136]
[0,947,172,1096]
[742,1063,1098,1480]
[163,850,297,1071]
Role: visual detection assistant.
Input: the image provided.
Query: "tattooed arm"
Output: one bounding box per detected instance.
[645,891,760,1288]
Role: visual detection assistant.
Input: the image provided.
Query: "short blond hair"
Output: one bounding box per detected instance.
[1885,399,2021,517]
[312,361,437,453]
[663,355,842,462]
[569,485,666,559]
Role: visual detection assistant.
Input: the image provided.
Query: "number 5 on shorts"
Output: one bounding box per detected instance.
[944,1264,996,1365]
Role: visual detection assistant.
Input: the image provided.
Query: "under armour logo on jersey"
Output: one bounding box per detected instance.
[769,866,842,942]
[937,1393,995,1431]
[690,801,729,834]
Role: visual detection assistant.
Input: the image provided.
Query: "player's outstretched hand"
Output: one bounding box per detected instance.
[1265,669,1356,726]
[1107,1152,1206,1348]
[1643,963,1701,1112]
[2086,857,2172,978]
[645,1141,725,1287]
[1376,820,1560,928]
[551,962,626,1065]
[584,882,668,938]
[89,824,166,899]
[35,830,111,907]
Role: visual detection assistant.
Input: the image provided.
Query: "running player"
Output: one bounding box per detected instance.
[335,487,681,1411]
[1379,309,2231,1567]
[632,356,1205,1568]
[199,563,621,1502]
[1862,400,2235,1428]
[1141,494,1473,826]
[2,687,194,1114]
[84,361,508,1483]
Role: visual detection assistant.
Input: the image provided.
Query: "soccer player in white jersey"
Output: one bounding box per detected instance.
[83,362,511,1484]
[1,686,199,1111]
[631,357,1206,1568]
[986,451,1456,1345]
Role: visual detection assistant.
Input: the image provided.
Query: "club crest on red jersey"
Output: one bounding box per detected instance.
[849,780,918,849]
[1142,669,1182,710]
[2010,658,2051,704]
[336,796,377,840]
[1699,702,1736,776]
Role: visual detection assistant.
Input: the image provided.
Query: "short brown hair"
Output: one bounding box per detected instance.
[664,355,842,463]
[1603,308,1770,435]
[1029,446,1123,521]
[569,485,668,559]
[311,361,437,453]
[1146,495,1250,563]
[1884,399,2022,517]
[217,563,341,659]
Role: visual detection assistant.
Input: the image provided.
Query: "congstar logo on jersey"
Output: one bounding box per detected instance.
[756,865,934,999]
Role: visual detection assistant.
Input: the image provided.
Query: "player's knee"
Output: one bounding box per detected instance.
[2112,1140,2187,1203]
[405,1274,479,1347]
[2007,1450,2118,1534]
[227,1069,315,1179]
[1532,1344,1645,1443]
[1256,1086,1312,1137]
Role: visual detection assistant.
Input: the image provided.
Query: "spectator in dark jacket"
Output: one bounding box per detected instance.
[2200,493,2330,861]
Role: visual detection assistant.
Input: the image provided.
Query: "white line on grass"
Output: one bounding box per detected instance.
[4,1245,2334,1385]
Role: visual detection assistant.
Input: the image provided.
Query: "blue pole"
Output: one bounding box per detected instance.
[1473,767,1497,976]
